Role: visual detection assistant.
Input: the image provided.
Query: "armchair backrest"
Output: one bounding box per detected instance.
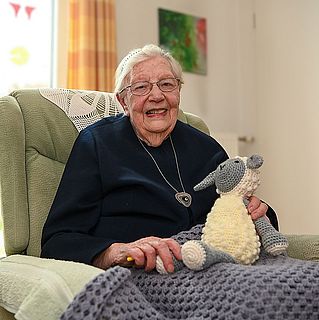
[0,89,210,257]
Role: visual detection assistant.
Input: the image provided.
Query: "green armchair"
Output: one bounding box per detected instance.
[0,88,318,320]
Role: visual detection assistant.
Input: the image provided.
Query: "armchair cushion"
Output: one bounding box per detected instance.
[286,234,319,261]
[0,255,103,320]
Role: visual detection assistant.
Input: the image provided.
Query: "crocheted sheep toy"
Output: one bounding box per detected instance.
[156,155,288,273]
[181,154,289,271]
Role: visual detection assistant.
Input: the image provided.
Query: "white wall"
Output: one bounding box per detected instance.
[254,0,319,234]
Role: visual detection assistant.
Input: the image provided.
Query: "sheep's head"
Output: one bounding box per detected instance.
[194,155,263,197]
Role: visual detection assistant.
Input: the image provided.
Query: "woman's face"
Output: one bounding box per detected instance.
[118,56,181,145]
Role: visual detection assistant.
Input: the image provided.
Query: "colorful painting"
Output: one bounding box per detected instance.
[159,8,207,75]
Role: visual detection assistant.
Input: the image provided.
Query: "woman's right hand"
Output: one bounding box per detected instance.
[92,236,182,272]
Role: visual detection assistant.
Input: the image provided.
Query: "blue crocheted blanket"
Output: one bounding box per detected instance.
[60,225,319,319]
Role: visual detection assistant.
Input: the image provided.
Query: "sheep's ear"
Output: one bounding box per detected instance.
[247,154,263,169]
[194,172,215,191]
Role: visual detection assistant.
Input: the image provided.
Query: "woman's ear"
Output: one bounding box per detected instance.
[116,93,125,107]
[116,93,129,116]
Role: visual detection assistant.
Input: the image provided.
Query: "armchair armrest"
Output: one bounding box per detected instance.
[0,96,29,254]
[286,234,319,261]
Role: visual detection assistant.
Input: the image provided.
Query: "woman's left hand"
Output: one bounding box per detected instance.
[247,195,268,220]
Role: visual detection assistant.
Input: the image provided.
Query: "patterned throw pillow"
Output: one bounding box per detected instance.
[39,88,124,131]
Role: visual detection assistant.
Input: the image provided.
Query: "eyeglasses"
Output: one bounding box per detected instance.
[119,78,182,96]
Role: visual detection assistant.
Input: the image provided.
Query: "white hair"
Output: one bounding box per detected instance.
[114,44,183,94]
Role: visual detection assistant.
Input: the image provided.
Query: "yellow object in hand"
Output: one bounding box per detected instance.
[127,256,134,262]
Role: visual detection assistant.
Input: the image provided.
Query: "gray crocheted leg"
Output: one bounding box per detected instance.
[156,256,184,274]
[254,216,289,256]
[181,240,236,271]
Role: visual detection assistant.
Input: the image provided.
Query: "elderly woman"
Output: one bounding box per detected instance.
[41,44,274,273]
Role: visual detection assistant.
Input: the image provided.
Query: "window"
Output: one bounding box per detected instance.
[0,0,54,96]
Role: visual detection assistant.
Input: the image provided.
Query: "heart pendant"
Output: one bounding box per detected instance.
[175,192,192,207]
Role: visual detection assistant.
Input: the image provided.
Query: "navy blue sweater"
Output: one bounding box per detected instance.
[41,115,276,264]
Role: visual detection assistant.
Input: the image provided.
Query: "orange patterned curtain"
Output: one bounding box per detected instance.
[67,0,117,92]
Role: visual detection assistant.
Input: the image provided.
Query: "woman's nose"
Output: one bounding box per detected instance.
[148,83,164,99]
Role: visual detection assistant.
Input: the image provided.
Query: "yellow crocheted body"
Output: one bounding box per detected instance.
[201,194,260,264]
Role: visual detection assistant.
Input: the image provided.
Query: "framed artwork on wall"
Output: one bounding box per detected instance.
[158,8,207,75]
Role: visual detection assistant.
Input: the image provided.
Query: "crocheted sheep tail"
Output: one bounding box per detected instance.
[254,216,289,255]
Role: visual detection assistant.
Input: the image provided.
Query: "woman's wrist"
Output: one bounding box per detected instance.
[92,243,120,269]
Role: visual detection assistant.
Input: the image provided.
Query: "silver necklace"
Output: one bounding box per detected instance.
[138,135,192,208]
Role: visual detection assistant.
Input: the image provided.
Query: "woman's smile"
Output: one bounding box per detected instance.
[145,108,168,116]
